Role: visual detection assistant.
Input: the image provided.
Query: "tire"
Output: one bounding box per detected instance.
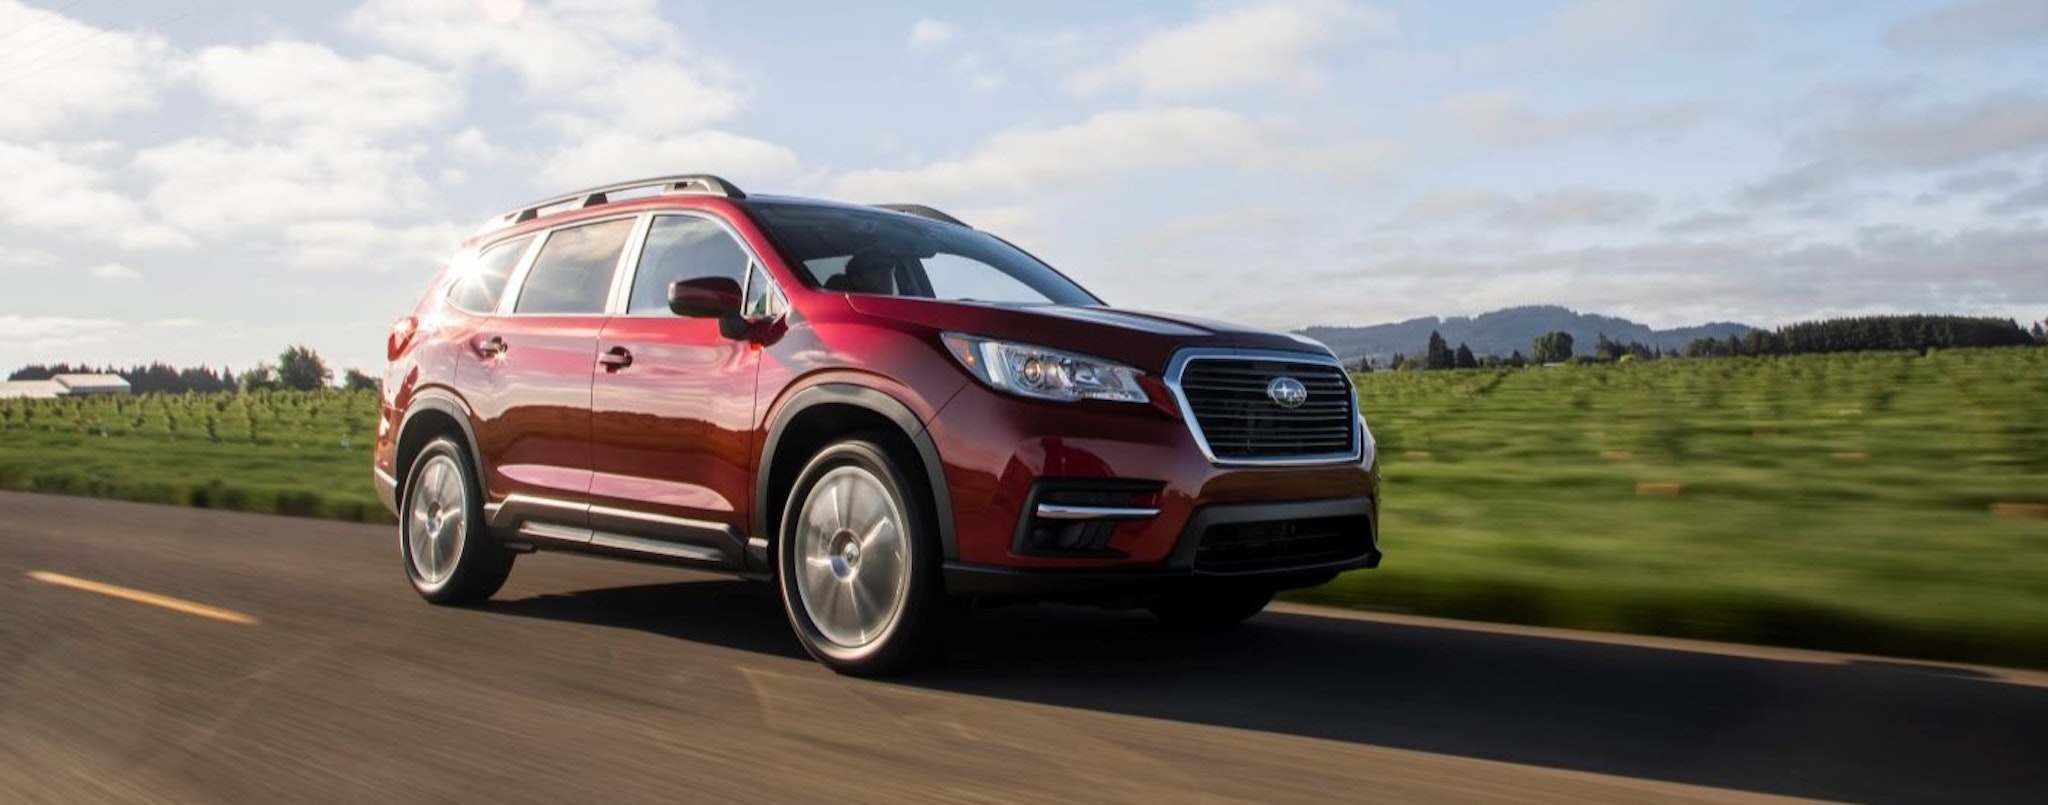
[399,436,514,605]
[1148,585,1274,627]
[776,436,947,676]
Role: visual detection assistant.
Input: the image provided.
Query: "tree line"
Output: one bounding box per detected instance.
[1683,315,2039,357]
[9,346,378,394]
[1362,313,2045,372]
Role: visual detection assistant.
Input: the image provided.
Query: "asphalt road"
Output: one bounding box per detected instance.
[1,491,2044,804]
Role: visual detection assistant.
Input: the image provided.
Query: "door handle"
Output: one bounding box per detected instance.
[598,346,633,371]
[476,336,508,358]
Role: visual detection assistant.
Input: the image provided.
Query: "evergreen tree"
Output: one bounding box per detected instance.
[1453,343,1477,369]
[1507,350,1527,368]
[1425,330,1453,370]
[343,368,380,391]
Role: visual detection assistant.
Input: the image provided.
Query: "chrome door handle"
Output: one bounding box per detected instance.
[477,336,508,358]
[598,346,633,370]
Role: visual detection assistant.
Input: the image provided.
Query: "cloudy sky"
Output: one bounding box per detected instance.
[2,0,2045,374]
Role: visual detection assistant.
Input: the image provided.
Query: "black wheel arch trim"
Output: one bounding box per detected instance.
[396,391,488,501]
[755,383,957,568]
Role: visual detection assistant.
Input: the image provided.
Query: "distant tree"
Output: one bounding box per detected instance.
[1532,331,1575,364]
[1389,353,1406,371]
[1425,330,1453,370]
[1453,343,1477,369]
[343,368,380,391]
[2031,319,2046,344]
[1506,350,1528,368]
[1351,357,1374,373]
[275,345,332,391]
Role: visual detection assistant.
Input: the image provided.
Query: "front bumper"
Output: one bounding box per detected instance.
[942,496,1380,599]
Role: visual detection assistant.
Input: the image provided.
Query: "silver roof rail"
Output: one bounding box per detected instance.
[476,174,746,236]
[875,203,969,228]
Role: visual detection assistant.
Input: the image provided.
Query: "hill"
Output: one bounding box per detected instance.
[1299,305,1755,362]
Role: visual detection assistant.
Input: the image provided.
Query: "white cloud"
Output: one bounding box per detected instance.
[1069,0,1392,98]
[831,107,1387,200]
[0,141,190,250]
[88,263,141,281]
[1887,0,2048,53]
[184,41,458,136]
[447,127,508,162]
[907,19,958,49]
[540,130,801,190]
[0,1,169,136]
[349,0,745,136]
[1394,187,1656,229]
[0,315,124,352]
[136,136,435,239]
[282,220,469,272]
[1801,91,2048,171]
[1436,91,1710,149]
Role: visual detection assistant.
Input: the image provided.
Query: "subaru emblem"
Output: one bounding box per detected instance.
[1266,377,1309,409]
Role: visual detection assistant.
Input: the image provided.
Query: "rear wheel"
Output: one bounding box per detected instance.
[400,437,513,604]
[1148,585,1274,627]
[776,437,947,676]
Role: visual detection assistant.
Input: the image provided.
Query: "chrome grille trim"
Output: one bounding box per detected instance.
[1164,348,1363,466]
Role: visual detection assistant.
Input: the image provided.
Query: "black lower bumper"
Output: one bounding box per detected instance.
[942,496,1380,599]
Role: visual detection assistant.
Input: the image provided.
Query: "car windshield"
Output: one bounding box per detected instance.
[746,201,1100,306]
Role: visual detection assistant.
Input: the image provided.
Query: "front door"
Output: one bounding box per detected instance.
[588,212,765,565]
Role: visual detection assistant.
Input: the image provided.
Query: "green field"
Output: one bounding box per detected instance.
[4,348,2046,667]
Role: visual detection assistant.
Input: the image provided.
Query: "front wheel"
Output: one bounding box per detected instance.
[776,437,947,676]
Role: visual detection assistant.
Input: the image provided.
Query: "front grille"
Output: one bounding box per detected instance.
[1194,514,1374,573]
[1173,355,1357,462]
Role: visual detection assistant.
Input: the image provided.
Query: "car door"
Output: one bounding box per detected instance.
[463,215,638,528]
[587,212,770,567]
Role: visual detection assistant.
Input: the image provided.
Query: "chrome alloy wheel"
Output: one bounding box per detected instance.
[405,454,467,586]
[794,465,910,650]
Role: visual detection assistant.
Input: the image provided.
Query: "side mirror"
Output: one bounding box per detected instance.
[669,277,742,318]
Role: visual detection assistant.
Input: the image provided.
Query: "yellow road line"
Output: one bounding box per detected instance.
[26,571,259,626]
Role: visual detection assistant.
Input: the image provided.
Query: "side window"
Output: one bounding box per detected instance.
[514,218,635,315]
[629,215,750,314]
[446,236,531,314]
[743,263,785,319]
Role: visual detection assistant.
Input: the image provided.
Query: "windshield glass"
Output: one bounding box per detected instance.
[747,201,1099,306]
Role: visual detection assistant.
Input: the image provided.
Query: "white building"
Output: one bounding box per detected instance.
[0,374,131,399]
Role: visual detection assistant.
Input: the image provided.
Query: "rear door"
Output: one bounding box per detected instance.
[587,212,768,567]
[463,215,638,523]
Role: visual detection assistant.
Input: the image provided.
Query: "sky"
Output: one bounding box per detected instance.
[1,0,2045,375]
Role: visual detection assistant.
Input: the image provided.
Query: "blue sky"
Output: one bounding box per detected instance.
[2,0,2045,374]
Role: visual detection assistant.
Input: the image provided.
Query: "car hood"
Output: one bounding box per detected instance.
[844,296,1334,372]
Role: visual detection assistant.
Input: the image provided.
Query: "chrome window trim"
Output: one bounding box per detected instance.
[1164,347,1363,467]
[497,212,645,318]
[612,210,782,320]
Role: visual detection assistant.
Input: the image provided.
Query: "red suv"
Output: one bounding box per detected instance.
[375,175,1381,674]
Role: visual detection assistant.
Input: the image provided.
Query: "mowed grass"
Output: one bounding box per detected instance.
[2,349,2046,667]
[0,390,390,523]
[1290,347,2048,668]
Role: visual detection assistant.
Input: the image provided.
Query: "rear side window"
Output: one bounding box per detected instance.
[446,236,531,314]
[628,215,750,314]
[514,218,635,315]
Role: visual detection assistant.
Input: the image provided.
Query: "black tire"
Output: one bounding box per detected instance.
[775,436,947,676]
[1148,585,1274,627]
[399,436,514,605]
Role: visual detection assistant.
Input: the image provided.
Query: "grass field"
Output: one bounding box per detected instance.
[3,348,2046,667]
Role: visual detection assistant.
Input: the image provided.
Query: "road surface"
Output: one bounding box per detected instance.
[1,491,2043,803]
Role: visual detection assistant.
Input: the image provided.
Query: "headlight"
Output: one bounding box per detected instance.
[941,333,1149,404]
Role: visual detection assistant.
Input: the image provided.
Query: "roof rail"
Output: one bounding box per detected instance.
[478,174,747,235]
[875,203,969,228]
